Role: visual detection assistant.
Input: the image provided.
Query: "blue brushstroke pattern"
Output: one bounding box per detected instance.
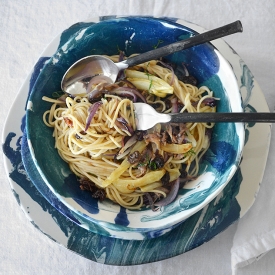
[21,130,112,236]
[240,60,254,108]
[3,126,243,264]
[114,207,130,226]
[204,141,237,174]
[3,128,76,237]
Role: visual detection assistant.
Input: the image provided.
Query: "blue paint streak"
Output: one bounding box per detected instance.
[72,197,99,215]
[114,207,130,226]
[25,57,51,110]
[3,130,77,236]
[2,132,21,167]
[58,22,95,50]
[29,57,51,92]
[57,174,99,214]
[21,131,81,225]
[204,141,237,174]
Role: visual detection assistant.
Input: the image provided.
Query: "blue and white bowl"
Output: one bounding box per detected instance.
[26,16,245,240]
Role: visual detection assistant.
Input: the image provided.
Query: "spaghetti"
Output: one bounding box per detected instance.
[42,55,218,210]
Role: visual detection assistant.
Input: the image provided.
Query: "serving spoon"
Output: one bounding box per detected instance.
[134,103,275,130]
[61,20,243,95]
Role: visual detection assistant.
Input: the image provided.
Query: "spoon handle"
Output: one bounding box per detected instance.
[125,21,243,68]
[170,112,275,123]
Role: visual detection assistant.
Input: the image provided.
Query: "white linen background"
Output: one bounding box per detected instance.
[0,0,275,274]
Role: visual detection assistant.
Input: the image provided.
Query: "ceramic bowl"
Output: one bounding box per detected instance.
[26,16,245,239]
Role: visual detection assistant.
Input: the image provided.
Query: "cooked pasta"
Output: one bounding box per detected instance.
[42,55,217,210]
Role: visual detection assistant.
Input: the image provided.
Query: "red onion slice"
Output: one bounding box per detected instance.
[86,76,113,93]
[154,178,180,207]
[116,117,134,135]
[87,88,105,102]
[171,97,178,113]
[144,192,157,211]
[117,134,137,156]
[118,51,125,62]
[115,146,132,160]
[112,87,147,103]
[202,97,217,107]
[84,101,102,132]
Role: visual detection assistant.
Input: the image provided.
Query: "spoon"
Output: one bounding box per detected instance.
[61,20,243,95]
[133,103,275,130]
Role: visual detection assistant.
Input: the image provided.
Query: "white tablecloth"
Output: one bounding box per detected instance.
[1,1,275,274]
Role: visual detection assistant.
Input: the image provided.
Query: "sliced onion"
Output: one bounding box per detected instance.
[136,165,147,178]
[124,135,137,150]
[181,62,189,76]
[176,123,187,144]
[116,117,134,135]
[87,81,113,102]
[118,51,125,62]
[154,178,180,207]
[112,87,147,103]
[144,192,157,211]
[171,97,178,113]
[143,132,161,151]
[84,101,102,132]
[86,76,113,93]
[117,70,126,81]
[113,88,137,102]
[205,128,213,142]
[117,134,137,156]
[202,97,217,107]
[122,135,137,148]
[115,146,132,160]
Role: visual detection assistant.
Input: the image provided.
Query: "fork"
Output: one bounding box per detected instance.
[133,103,275,130]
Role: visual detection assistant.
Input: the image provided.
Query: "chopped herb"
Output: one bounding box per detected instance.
[148,154,165,171]
[138,154,151,167]
[146,62,150,73]
[148,160,157,170]
[52,91,64,98]
[184,148,196,157]
[144,62,155,79]
[148,79,153,91]
[138,162,147,167]
[153,39,164,49]
[145,71,153,79]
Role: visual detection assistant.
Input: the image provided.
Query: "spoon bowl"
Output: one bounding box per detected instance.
[61,20,243,95]
[62,55,125,95]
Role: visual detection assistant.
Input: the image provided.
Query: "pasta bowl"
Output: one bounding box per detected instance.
[25,16,245,240]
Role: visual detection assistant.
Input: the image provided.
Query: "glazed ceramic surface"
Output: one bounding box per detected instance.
[24,17,244,238]
[2,16,271,264]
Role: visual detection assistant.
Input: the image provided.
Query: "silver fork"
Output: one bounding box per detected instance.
[133,103,275,130]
